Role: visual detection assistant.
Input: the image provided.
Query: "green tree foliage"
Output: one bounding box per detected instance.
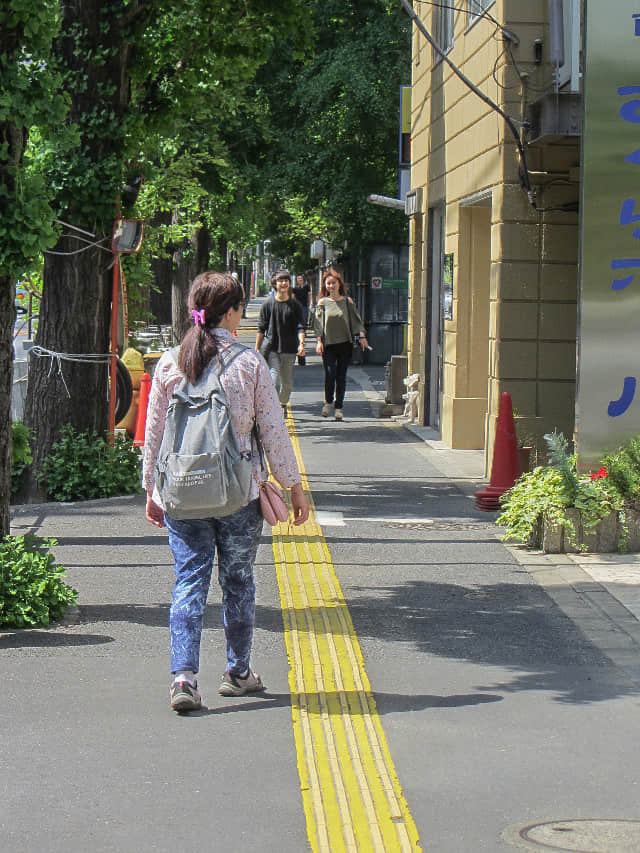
[0,1,65,278]
[255,0,411,256]
[120,0,313,322]
[0,0,66,535]
[10,0,408,508]
[22,0,309,492]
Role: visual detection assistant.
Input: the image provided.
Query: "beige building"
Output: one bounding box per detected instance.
[407,0,581,472]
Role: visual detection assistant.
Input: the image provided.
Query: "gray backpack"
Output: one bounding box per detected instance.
[155,343,254,520]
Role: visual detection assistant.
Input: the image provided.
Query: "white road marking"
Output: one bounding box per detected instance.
[314,511,435,527]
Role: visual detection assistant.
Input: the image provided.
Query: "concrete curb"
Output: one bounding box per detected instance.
[10,492,144,519]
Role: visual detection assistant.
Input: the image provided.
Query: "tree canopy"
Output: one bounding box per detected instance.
[3,0,411,514]
[253,0,411,263]
[0,0,66,533]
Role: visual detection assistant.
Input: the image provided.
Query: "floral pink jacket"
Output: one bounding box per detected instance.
[142,329,302,504]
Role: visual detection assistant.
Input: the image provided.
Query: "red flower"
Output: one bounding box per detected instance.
[590,467,608,480]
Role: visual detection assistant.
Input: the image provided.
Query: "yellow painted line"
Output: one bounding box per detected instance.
[271,411,422,852]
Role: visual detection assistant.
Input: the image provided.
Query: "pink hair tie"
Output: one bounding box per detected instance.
[191,308,206,326]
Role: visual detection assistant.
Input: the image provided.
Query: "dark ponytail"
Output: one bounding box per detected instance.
[178,271,244,382]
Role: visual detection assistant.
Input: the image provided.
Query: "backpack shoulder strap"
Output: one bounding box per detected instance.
[217,341,248,373]
[196,341,248,393]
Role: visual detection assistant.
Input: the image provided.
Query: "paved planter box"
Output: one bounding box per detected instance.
[534,506,640,554]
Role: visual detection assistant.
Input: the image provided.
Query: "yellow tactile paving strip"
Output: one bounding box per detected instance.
[271,413,422,852]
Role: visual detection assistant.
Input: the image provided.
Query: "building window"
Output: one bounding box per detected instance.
[468,0,493,24]
[434,2,454,53]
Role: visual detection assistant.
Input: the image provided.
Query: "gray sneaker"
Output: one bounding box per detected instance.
[170,678,202,712]
[218,670,265,697]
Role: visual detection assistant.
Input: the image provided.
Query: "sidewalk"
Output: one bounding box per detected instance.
[348,358,640,649]
[251,292,640,642]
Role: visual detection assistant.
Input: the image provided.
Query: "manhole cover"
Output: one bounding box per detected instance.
[517,819,640,852]
[463,590,514,601]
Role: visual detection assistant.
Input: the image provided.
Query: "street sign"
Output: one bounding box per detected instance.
[577,0,640,468]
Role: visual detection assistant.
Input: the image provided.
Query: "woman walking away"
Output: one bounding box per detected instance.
[143,271,309,712]
[313,268,368,421]
[256,269,306,410]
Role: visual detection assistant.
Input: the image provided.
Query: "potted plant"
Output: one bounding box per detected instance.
[497,431,626,553]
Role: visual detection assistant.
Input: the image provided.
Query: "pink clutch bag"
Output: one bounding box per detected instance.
[258,480,289,526]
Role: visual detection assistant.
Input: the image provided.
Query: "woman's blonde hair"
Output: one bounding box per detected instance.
[319,268,346,298]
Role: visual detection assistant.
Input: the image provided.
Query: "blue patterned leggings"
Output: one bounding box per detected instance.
[164,500,263,676]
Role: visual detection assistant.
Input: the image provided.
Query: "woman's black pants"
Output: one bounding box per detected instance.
[322,341,353,409]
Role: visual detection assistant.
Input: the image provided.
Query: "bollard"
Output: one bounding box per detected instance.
[133,372,151,448]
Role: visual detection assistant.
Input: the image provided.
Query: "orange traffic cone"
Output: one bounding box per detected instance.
[475,392,522,511]
[133,372,151,448]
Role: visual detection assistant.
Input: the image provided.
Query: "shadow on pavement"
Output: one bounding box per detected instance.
[183,690,503,717]
[0,631,115,648]
[40,575,640,706]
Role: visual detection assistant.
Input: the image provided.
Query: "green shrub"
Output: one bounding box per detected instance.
[497,465,568,544]
[498,431,623,548]
[11,421,33,496]
[0,535,77,628]
[601,437,640,507]
[40,424,142,502]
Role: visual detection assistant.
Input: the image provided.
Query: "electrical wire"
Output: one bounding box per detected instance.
[504,40,552,95]
[409,0,517,43]
[491,45,551,97]
[45,236,111,257]
[401,0,535,204]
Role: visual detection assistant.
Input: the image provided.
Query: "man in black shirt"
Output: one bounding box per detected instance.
[292,274,312,328]
[256,269,306,408]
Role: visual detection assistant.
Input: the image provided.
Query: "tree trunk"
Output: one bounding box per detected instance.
[0,276,16,537]
[149,213,172,325]
[0,33,25,531]
[21,0,137,499]
[171,223,211,344]
[171,253,195,347]
[22,241,112,497]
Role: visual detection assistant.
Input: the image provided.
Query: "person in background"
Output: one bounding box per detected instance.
[313,267,368,421]
[143,271,309,712]
[292,274,312,365]
[292,274,313,329]
[231,271,247,318]
[256,269,306,410]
